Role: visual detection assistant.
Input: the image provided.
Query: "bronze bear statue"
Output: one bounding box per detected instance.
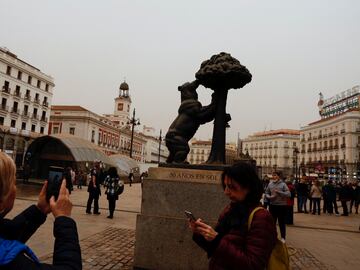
[165,80,217,163]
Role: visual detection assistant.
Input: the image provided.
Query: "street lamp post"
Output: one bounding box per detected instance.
[127,108,140,159]
[158,129,162,164]
[293,147,299,182]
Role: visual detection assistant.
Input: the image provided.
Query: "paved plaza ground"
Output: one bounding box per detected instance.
[8,182,360,270]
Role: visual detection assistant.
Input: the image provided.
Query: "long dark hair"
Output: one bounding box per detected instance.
[108,167,118,178]
[221,162,263,206]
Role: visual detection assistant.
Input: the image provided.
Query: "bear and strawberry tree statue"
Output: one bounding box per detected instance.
[165,52,252,165]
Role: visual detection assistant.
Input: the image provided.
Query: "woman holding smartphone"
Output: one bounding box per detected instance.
[188,163,276,270]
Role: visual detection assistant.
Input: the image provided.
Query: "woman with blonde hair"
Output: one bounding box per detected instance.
[310,180,322,215]
[0,152,82,269]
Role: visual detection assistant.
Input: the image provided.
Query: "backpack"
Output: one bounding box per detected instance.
[116,183,124,195]
[248,207,290,270]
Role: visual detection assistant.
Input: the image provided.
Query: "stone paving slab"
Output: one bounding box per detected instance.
[41,226,335,270]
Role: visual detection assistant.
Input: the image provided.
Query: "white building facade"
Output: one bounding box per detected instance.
[300,86,360,180]
[0,47,54,166]
[243,130,300,177]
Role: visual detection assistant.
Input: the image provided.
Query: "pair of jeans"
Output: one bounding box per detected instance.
[108,197,117,217]
[86,192,100,214]
[312,198,321,214]
[269,204,287,239]
[298,196,308,212]
[341,200,349,216]
[326,199,339,214]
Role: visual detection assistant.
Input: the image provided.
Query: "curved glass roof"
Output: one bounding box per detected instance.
[109,154,139,174]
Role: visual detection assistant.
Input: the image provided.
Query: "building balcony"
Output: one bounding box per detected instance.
[13,91,21,99]
[34,98,40,104]
[323,134,328,138]
[301,150,305,154]
[22,111,29,118]
[307,149,312,152]
[341,144,346,149]
[10,108,20,115]
[333,145,339,149]
[32,114,39,120]
[0,104,9,112]
[323,146,328,150]
[40,116,48,122]
[42,101,49,108]
[1,86,11,95]
[318,134,322,139]
[340,129,345,134]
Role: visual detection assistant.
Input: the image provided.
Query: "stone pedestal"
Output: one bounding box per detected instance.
[133,167,229,270]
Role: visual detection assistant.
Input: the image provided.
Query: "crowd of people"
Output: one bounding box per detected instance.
[263,174,360,219]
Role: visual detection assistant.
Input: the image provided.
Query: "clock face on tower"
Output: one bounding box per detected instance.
[118,103,124,111]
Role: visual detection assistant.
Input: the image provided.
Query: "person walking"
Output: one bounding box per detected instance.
[189,163,277,270]
[310,180,322,215]
[339,182,351,216]
[307,180,313,214]
[86,162,101,215]
[262,178,270,209]
[22,163,31,184]
[0,152,82,269]
[349,182,356,214]
[297,178,309,213]
[324,180,339,215]
[354,182,360,214]
[265,171,291,242]
[285,179,295,225]
[76,169,83,189]
[103,167,124,219]
[128,172,134,187]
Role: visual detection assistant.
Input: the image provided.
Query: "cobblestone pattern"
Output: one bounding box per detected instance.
[41,227,135,270]
[41,227,335,270]
[290,247,337,270]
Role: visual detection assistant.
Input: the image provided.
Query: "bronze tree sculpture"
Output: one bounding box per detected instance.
[195,52,252,164]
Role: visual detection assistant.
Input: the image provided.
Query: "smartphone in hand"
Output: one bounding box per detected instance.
[185,210,197,222]
[46,166,64,202]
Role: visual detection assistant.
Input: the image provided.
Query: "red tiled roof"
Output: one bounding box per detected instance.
[51,105,88,111]
[251,129,300,137]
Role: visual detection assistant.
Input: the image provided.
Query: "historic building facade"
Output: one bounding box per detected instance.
[243,129,300,177]
[0,47,54,166]
[188,139,238,165]
[300,85,360,180]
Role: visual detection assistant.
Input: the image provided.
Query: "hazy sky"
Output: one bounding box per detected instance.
[1,0,359,142]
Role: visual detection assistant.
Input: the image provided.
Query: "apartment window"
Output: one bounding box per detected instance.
[24,105,28,115]
[91,130,95,142]
[0,117,4,125]
[10,120,16,128]
[1,98,6,106]
[3,81,10,91]
[37,80,41,88]
[31,124,36,132]
[17,71,22,80]
[21,122,26,130]
[45,84,49,92]
[12,102,18,113]
[40,127,44,134]
[15,85,20,96]
[41,111,46,120]
[28,76,32,84]
[53,126,59,134]
[35,93,39,102]
[69,127,75,135]
[43,96,48,106]
[6,66,11,75]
